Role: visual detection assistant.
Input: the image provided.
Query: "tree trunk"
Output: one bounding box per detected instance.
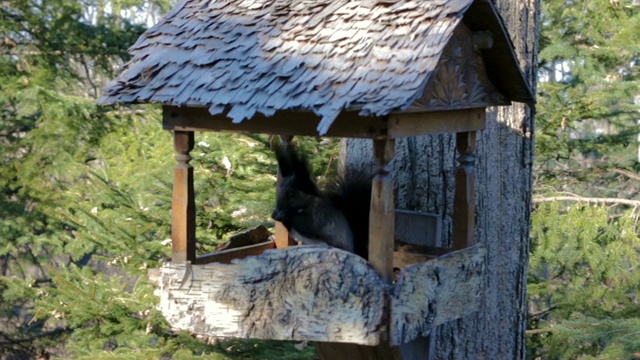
[342,0,538,358]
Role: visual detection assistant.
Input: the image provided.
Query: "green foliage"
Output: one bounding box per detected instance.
[535,0,640,192]
[530,2,640,358]
[528,203,640,358]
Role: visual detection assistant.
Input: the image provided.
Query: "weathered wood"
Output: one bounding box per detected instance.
[171,130,196,262]
[452,131,477,250]
[193,240,275,265]
[472,30,494,50]
[156,244,485,350]
[163,106,390,139]
[408,24,509,113]
[392,251,437,269]
[390,245,485,346]
[164,106,489,140]
[388,108,486,140]
[463,0,536,103]
[156,246,386,345]
[213,225,273,252]
[395,209,441,248]
[369,138,396,284]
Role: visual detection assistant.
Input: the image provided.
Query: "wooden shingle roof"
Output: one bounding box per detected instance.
[99,0,532,135]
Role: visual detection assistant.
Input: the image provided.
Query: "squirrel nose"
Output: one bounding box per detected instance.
[272,209,286,222]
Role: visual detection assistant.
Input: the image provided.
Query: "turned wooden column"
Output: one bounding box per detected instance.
[274,135,295,248]
[369,137,396,284]
[452,131,477,250]
[172,131,196,262]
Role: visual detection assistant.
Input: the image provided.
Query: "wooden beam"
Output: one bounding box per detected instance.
[452,131,477,250]
[369,138,396,284]
[388,108,485,138]
[163,106,390,139]
[164,106,488,139]
[171,130,196,262]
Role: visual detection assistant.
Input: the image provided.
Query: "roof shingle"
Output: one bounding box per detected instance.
[99,0,475,134]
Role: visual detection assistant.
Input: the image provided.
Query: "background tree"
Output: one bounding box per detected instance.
[528,0,640,358]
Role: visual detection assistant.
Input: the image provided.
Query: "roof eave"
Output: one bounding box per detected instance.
[462,0,536,105]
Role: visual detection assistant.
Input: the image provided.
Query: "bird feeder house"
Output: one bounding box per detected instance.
[99,0,533,357]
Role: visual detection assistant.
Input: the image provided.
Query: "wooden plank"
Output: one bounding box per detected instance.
[390,245,486,346]
[452,131,477,250]
[213,225,272,252]
[395,210,442,248]
[369,138,396,284]
[388,108,485,138]
[164,106,488,139]
[274,223,293,248]
[393,251,437,269]
[171,130,196,262]
[163,106,390,139]
[193,240,276,265]
[156,246,386,345]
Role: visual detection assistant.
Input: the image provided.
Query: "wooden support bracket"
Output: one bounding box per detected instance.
[452,131,477,250]
[171,130,196,262]
[369,137,396,284]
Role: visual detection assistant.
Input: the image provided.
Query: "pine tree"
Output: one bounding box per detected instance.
[536,0,640,194]
[529,0,640,358]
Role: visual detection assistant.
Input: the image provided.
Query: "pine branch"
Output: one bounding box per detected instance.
[529,306,560,320]
[611,169,640,182]
[533,196,640,207]
[526,328,557,335]
[0,327,72,346]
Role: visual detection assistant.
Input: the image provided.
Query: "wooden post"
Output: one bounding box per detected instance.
[369,137,396,284]
[452,131,477,250]
[274,135,295,248]
[172,130,196,262]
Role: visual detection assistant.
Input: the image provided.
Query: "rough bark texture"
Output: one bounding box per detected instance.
[157,246,386,345]
[155,245,485,348]
[343,1,538,357]
[391,245,485,346]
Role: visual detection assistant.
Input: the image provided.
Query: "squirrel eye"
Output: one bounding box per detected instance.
[287,191,295,198]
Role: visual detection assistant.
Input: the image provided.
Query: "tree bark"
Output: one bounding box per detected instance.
[343,0,538,357]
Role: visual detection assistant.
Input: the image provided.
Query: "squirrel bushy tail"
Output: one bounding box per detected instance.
[325,171,372,259]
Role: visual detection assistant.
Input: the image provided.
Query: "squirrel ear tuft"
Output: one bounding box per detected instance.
[275,144,319,195]
[275,144,295,177]
[275,144,312,180]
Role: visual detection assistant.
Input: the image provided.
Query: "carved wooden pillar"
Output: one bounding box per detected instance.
[452,131,477,250]
[369,137,396,284]
[172,131,196,262]
[274,135,295,248]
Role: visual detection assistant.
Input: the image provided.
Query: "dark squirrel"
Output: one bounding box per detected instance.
[271,144,372,259]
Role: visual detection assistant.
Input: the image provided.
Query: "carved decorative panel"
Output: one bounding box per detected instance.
[410,24,509,112]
